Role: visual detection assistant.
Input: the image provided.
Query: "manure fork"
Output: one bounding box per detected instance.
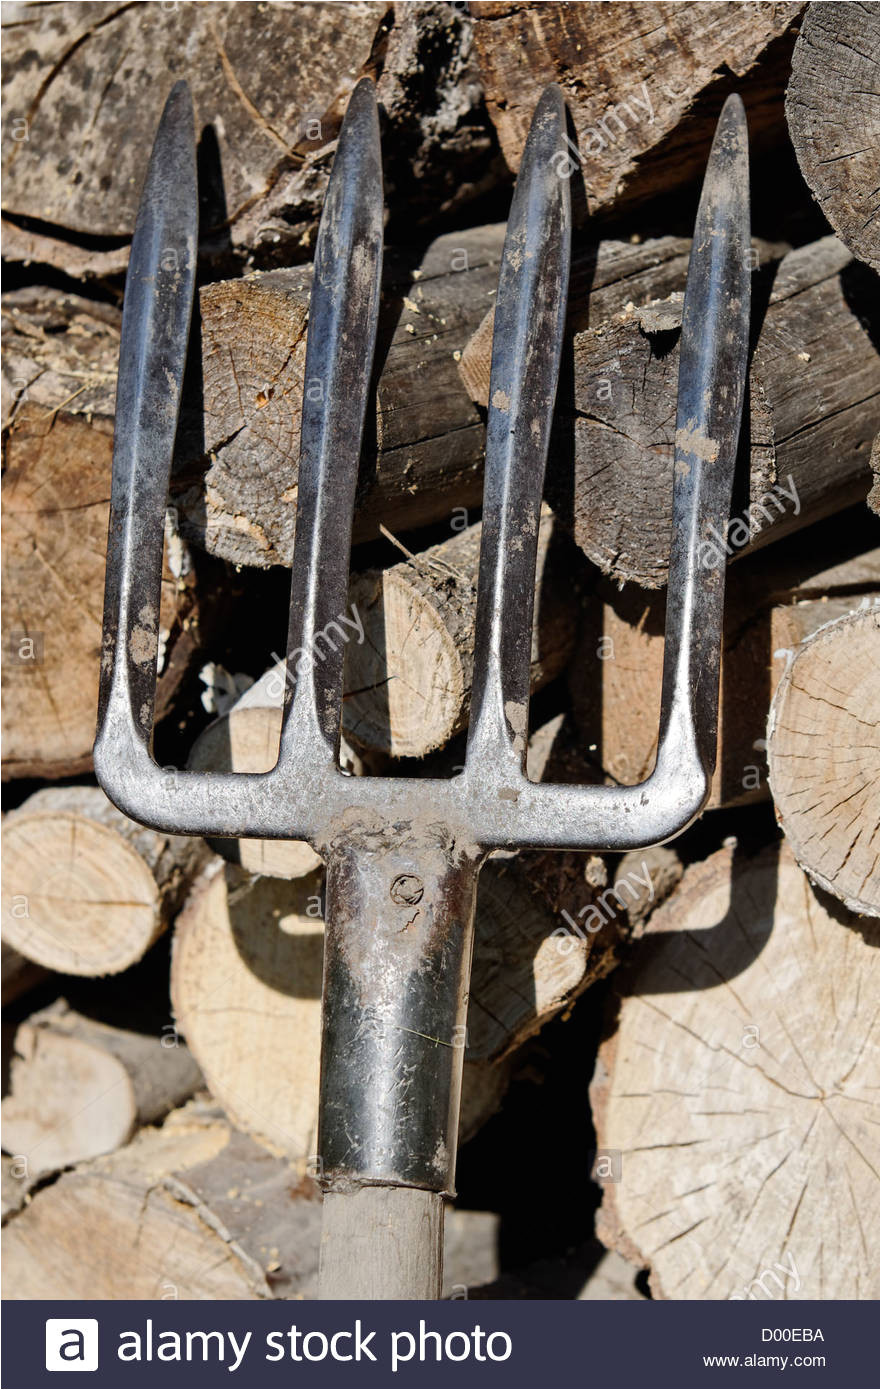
[94,77,750,1299]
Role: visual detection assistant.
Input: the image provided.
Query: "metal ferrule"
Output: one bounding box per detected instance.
[316,820,482,1194]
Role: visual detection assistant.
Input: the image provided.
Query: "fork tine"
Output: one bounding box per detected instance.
[466,85,571,771]
[655,94,751,787]
[278,78,383,766]
[97,81,197,743]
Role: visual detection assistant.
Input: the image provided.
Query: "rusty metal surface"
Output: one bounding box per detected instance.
[94,82,750,1199]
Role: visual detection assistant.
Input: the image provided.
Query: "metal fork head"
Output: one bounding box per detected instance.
[95,79,749,1200]
[94,81,750,859]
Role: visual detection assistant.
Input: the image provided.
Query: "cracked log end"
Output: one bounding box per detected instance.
[591,840,879,1299]
[768,602,880,916]
[786,1,880,271]
[1,786,208,976]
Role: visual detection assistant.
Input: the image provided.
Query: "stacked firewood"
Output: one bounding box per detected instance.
[2,0,878,1301]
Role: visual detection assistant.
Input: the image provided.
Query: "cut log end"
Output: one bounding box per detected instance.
[592,841,879,1300]
[1,787,207,975]
[786,1,880,271]
[768,604,880,916]
[344,569,466,757]
[1,811,163,975]
[342,510,576,758]
[171,863,326,1160]
[1,1001,202,1178]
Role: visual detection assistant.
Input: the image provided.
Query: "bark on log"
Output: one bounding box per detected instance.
[768,603,880,916]
[591,841,879,1300]
[569,542,880,807]
[469,851,615,1063]
[343,509,577,756]
[463,236,879,588]
[786,2,880,271]
[0,1,488,277]
[457,233,787,405]
[1,999,203,1179]
[1,288,204,779]
[1,786,209,975]
[469,1,805,219]
[1,1106,324,1300]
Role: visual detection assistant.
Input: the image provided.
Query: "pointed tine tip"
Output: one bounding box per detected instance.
[162,79,194,128]
[151,82,196,180]
[528,81,566,150]
[347,75,379,124]
[536,81,565,119]
[712,92,749,159]
[720,91,747,123]
[516,81,568,188]
[336,75,380,168]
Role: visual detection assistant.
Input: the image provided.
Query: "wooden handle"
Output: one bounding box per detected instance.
[318,1187,444,1300]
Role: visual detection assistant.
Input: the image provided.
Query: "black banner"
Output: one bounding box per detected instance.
[3,1298,877,1389]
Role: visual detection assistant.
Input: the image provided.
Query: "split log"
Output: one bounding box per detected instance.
[1,2,487,277]
[469,851,615,1062]
[0,786,209,976]
[1,1000,203,1179]
[1,1105,324,1300]
[768,603,880,916]
[1,288,204,780]
[786,2,880,271]
[569,541,880,807]
[591,841,880,1300]
[463,236,879,588]
[343,509,578,756]
[469,1,804,218]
